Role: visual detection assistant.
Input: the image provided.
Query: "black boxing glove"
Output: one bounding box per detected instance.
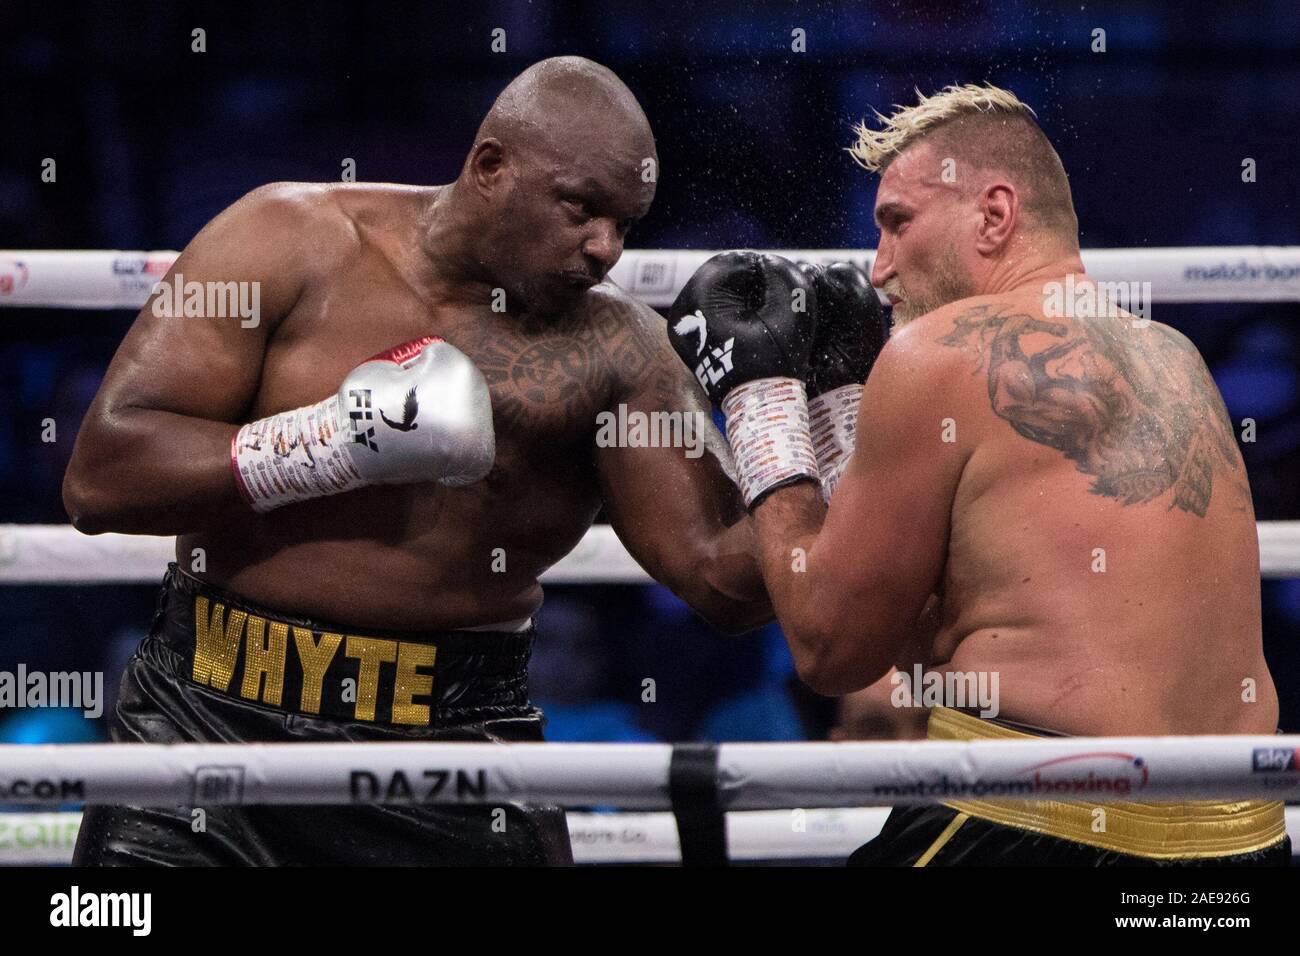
[797,261,889,502]
[667,250,819,507]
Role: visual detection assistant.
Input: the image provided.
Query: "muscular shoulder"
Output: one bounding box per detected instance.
[584,281,662,337]
[216,182,363,274]
[866,299,984,401]
[582,282,690,403]
[222,182,429,273]
[864,296,1057,453]
[228,181,344,231]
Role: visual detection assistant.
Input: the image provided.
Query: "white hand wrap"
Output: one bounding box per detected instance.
[808,383,862,502]
[232,395,360,512]
[231,337,495,514]
[721,377,819,508]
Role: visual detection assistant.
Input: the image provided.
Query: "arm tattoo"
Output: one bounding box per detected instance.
[938,305,1248,517]
[592,292,742,484]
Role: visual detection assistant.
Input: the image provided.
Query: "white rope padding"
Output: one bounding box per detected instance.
[3,247,1299,310]
[610,247,1300,307]
[4,806,1299,865]
[0,523,649,584]
[3,521,1300,583]
[2,737,1298,808]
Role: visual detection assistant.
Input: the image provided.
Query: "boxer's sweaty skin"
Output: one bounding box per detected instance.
[760,283,1276,736]
[928,292,1271,735]
[66,183,765,632]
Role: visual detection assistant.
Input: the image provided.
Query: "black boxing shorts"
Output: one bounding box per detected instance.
[73,564,573,866]
[848,707,1290,867]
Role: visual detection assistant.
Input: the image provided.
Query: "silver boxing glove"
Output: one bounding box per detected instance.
[232,336,495,512]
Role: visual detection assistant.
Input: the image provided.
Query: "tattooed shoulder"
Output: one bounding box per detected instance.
[936,304,1248,517]
[586,286,694,408]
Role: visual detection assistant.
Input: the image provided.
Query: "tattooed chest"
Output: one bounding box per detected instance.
[464,331,616,447]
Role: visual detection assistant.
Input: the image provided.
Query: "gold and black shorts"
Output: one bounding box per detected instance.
[73,563,572,866]
[850,707,1290,867]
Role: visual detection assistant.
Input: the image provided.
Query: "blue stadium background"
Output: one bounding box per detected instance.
[1,0,1297,745]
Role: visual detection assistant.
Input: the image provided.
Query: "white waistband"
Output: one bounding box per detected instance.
[460,616,534,633]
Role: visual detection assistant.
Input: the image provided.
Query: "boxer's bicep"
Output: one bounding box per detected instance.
[593,297,766,622]
[813,340,968,640]
[93,184,314,424]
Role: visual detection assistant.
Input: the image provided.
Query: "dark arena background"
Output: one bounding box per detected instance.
[0,0,1298,890]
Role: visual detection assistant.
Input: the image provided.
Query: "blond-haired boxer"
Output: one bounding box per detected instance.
[667,85,1286,866]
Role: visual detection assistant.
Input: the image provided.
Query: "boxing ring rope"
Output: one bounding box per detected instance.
[0,523,651,583]
[3,246,1300,309]
[7,806,1298,865]
[1,737,1298,864]
[3,521,1300,582]
[3,736,1298,807]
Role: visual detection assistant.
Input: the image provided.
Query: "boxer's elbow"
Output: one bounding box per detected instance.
[697,595,773,636]
[63,468,113,535]
[62,425,139,534]
[674,576,772,635]
[680,555,775,635]
[786,606,896,697]
[793,640,893,697]
[63,456,131,535]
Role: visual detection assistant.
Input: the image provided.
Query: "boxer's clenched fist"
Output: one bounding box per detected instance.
[667,251,820,508]
[667,250,816,403]
[798,261,888,400]
[232,337,494,511]
[798,261,889,501]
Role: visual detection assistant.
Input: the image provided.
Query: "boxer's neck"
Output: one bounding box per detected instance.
[976,233,1086,299]
[416,183,503,307]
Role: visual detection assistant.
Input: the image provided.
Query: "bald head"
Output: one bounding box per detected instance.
[454,57,657,316]
[476,56,655,164]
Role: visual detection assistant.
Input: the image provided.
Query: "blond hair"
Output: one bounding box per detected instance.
[849,83,1077,237]
[848,83,1037,172]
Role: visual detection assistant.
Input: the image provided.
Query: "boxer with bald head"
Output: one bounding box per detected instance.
[65,56,770,866]
[667,85,1286,866]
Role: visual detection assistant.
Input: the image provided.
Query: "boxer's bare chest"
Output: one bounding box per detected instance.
[258,257,627,497]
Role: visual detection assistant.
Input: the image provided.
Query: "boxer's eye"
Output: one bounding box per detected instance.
[563,198,592,220]
[879,209,909,235]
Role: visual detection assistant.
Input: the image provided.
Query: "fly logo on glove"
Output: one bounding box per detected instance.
[233,337,495,512]
[695,336,735,390]
[665,251,820,508]
[348,388,379,451]
[673,308,737,391]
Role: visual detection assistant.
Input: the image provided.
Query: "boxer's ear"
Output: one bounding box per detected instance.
[975,181,1018,254]
[468,137,508,196]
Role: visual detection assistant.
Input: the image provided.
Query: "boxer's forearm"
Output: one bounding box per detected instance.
[753,481,896,694]
[687,516,774,634]
[63,406,249,535]
[752,481,829,663]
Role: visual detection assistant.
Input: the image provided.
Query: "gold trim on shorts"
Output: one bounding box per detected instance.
[927,706,1286,860]
[913,812,970,867]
